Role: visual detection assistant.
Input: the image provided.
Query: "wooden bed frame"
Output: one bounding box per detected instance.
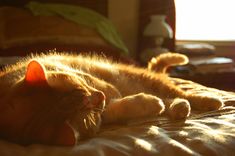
[0,0,175,61]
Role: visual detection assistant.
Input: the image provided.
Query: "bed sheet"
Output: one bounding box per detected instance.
[0,78,235,156]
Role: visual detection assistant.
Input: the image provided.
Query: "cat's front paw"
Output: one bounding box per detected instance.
[102,93,165,124]
[168,98,191,120]
[133,93,165,116]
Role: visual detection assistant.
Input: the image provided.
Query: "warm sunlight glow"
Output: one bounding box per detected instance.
[175,0,235,41]
[179,130,188,137]
[185,120,229,143]
[168,140,194,154]
[135,138,152,151]
[147,126,160,135]
[206,129,226,143]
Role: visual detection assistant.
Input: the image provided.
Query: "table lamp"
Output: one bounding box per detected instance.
[141,15,173,63]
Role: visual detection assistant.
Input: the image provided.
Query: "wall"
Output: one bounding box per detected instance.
[108,0,139,57]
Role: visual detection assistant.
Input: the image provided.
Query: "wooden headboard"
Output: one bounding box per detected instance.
[0,0,115,57]
[0,0,176,61]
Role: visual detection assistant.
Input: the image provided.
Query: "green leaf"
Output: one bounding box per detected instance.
[25,1,129,55]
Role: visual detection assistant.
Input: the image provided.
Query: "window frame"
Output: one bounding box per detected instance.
[175,0,235,57]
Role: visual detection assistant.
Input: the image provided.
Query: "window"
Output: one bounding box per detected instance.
[175,0,235,41]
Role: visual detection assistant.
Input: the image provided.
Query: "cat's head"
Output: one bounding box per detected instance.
[0,60,106,146]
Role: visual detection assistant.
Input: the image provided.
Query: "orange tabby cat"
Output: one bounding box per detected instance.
[0,52,223,146]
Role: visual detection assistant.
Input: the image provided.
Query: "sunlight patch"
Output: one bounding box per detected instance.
[147,126,160,136]
[169,140,194,154]
[135,139,152,151]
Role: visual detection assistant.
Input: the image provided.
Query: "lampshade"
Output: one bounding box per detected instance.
[143,15,173,38]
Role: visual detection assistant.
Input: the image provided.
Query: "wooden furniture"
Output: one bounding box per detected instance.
[172,71,235,92]
[138,0,176,62]
[0,0,118,58]
[0,0,108,15]
[0,0,176,61]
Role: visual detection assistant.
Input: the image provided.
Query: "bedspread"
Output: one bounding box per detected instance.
[0,78,235,156]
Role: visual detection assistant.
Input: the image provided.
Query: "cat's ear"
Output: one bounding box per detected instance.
[25,60,47,85]
[55,122,77,146]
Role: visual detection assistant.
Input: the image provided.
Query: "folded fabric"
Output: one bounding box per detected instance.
[25,1,129,55]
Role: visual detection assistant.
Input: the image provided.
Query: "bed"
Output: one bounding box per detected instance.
[0,1,235,156]
[0,77,234,156]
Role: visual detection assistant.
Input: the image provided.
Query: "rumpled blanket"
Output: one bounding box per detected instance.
[0,78,235,156]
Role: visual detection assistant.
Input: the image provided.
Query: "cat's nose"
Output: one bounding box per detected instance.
[84,91,106,109]
[92,91,106,107]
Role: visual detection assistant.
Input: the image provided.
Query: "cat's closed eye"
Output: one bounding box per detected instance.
[57,89,88,110]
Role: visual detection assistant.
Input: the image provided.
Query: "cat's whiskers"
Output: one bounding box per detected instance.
[88,113,96,126]
[93,108,105,112]
[83,111,97,128]
[87,114,92,126]
[85,115,92,129]
[83,118,89,129]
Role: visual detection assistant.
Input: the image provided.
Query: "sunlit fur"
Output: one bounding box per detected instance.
[0,52,223,145]
[148,52,189,73]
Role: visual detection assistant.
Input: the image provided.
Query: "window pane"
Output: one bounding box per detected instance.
[175,0,235,41]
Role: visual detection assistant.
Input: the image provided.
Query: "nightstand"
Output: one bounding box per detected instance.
[169,57,235,92]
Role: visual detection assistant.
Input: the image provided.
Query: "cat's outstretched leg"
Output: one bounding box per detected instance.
[164,98,191,120]
[186,94,223,111]
[102,93,165,124]
[164,95,223,120]
[165,93,223,120]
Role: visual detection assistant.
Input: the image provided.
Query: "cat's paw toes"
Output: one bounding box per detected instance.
[168,98,191,120]
[140,93,165,115]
